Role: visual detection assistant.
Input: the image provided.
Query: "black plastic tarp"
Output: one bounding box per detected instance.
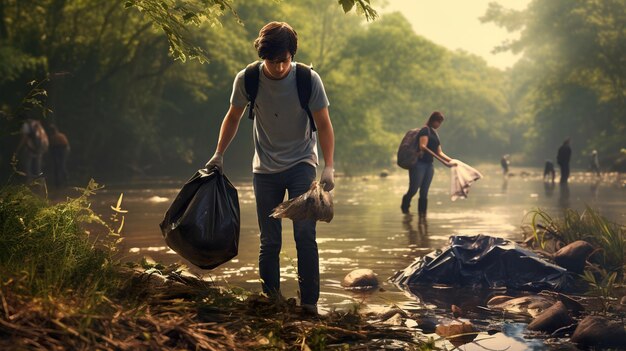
[160,168,240,270]
[391,234,572,291]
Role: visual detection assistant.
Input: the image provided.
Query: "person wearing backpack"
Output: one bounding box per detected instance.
[205,22,334,315]
[16,118,49,182]
[400,111,455,216]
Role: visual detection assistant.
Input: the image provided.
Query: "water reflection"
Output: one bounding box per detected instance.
[543,181,555,198]
[403,214,430,248]
[94,167,625,311]
[501,178,508,193]
[590,180,600,199]
[558,182,570,208]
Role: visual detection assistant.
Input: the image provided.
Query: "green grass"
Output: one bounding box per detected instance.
[0,180,123,302]
[526,206,626,277]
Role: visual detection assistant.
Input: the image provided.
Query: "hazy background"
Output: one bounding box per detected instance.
[1,0,624,182]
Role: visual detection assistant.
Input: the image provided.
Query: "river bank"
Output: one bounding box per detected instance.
[2,168,626,349]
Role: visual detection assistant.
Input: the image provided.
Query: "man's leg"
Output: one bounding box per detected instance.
[253,172,286,297]
[285,163,318,306]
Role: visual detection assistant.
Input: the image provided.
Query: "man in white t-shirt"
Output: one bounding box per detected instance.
[206,22,335,315]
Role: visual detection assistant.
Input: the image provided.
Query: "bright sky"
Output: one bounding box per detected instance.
[383,0,532,70]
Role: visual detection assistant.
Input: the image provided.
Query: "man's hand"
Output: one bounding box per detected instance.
[205,152,223,173]
[448,160,458,168]
[320,167,334,191]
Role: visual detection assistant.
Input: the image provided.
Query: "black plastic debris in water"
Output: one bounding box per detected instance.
[160,168,240,270]
[391,234,573,291]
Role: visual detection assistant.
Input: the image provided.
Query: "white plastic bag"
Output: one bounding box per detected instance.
[450,159,483,201]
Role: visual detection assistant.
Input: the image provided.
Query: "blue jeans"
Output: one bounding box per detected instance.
[253,162,319,305]
[401,162,434,211]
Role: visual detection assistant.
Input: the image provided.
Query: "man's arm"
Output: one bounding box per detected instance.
[312,107,334,168]
[206,104,246,171]
[312,107,335,190]
[216,104,246,154]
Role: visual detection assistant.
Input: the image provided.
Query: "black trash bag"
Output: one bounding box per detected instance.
[391,234,573,292]
[159,168,240,270]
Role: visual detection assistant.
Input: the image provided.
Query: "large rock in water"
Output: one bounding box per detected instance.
[571,316,626,348]
[435,320,477,347]
[487,295,555,318]
[341,269,379,290]
[553,240,594,274]
[527,301,575,333]
[488,292,584,318]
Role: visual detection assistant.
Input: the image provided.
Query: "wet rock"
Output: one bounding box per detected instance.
[571,316,626,348]
[553,240,594,273]
[527,301,575,333]
[539,291,584,315]
[436,320,477,347]
[341,269,379,290]
[488,295,554,318]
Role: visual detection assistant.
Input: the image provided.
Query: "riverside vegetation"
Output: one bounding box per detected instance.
[0,182,431,350]
[2,180,626,350]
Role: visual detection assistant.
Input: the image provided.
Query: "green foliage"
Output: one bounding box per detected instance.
[0,0,516,177]
[526,206,626,277]
[0,180,122,297]
[483,0,626,165]
[581,268,617,313]
[124,0,240,63]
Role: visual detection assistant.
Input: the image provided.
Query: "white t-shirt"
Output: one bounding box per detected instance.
[230,62,330,174]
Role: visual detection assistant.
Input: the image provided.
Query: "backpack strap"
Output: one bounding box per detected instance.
[245,61,317,138]
[295,63,316,137]
[244,61,262,120]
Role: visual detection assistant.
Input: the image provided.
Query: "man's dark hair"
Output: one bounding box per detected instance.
[254,22,298,60]
[427,111,445,127]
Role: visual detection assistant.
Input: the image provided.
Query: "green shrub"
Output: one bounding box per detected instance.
[0,180,121,297]
[527,206,626,277]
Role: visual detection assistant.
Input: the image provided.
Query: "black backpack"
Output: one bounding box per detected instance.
[396,126,431,169]
[244,61,316,137]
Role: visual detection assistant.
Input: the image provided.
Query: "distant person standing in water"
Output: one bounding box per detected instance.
[557,138,572,183]
[590,150,600,176]
[500,155,510,175]
[401,111,456,217]
[48,124,70,188]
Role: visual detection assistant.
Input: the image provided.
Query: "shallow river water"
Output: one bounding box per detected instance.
[91,164,625,350]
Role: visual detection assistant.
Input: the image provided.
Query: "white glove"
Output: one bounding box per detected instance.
[320,167,334,191]
[205,152,223,173]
